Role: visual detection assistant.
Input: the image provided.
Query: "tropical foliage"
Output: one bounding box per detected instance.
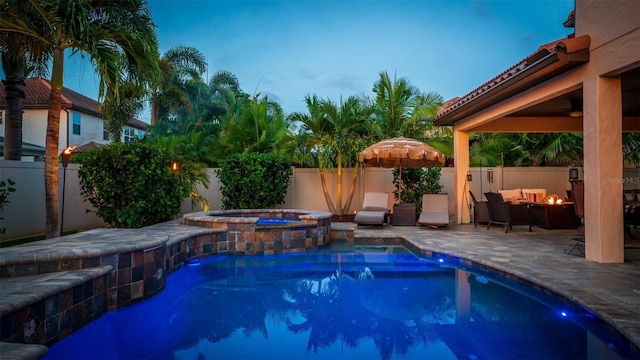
[288,95,373,215]
[76,141,208,228]
[469,132,584,167]
[216,153,292,209]
[392,168,443,217]
[1,0,161,238]
[4,0,633,227]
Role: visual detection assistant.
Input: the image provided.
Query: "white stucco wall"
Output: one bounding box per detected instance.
[6,159,627,241]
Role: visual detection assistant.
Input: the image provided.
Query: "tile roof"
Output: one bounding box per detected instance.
[0,78,147,130]
[436,35,591,121]
[72,141,104,153]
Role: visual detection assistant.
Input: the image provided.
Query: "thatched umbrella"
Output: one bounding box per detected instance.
[358,137,446,200]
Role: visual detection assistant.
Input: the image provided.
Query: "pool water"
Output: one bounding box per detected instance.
[45,244,638,359]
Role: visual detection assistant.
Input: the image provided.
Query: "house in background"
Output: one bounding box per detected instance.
[0,77,148,160]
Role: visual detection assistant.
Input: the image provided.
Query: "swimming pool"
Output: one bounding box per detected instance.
[45,244,638,359]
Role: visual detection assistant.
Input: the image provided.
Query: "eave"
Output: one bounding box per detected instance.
[435,35,591,126]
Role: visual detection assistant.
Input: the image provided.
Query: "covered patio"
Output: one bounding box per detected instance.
[435,2,640,263]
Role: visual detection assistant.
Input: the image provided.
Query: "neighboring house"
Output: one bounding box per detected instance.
[435,1,639,263]
[0,77,148,160]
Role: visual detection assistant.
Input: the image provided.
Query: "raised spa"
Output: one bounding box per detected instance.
[182,209,332,255]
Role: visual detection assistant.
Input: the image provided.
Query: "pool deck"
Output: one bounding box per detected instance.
[0,220,639,359]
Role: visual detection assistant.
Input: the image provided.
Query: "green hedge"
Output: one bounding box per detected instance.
[216,153,292,209]
[77,141,207,228]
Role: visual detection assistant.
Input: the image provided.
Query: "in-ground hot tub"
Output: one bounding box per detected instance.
[183,209,332,255]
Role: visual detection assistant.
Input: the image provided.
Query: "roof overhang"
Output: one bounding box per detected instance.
[435,35,590,126]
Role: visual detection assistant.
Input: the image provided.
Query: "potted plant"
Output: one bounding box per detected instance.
[392,167,444,220]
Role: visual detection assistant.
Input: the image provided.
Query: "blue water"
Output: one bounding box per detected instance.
[256,219,293,225]
[45,244,638,360]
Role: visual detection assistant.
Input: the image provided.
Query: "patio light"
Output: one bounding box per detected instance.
[569,160,579,182]
[569,99,583,118]
[171,161,179,171]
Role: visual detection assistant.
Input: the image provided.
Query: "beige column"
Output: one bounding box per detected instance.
[583,75,624,263]
[453,128,470,224]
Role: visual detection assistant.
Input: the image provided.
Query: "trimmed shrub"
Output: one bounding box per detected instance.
[216,153,292,209]
[77,141,207,228]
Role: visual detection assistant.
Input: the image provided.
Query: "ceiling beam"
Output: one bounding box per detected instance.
[471,117,583,132]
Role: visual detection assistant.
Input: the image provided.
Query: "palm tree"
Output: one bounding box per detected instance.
[216,95,290,157]
[0,42,27,160]
[2,0,160,238]
[289,95,373,215]
[372,71,420,139]
[100,52,150,142]
[0,1,50,160]
[151,46,206,125]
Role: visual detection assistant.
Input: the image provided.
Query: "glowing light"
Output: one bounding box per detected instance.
[63,146,76,155]
[560,311,568,318]
[171,161,179,171]
[438,258,444,263]
[186,258,201,266]
[61,146,77,168]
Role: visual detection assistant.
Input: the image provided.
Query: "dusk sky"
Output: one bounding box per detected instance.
[59,0,575,122]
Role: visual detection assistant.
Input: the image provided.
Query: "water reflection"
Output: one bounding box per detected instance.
[160,250,629,360]
[165,252,456,359]
[45,248,636,360]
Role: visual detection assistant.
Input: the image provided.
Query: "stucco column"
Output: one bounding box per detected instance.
[453,128,470,224]
[583,75,624,263]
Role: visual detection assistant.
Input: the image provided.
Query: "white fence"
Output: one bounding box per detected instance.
[2,160,639,241]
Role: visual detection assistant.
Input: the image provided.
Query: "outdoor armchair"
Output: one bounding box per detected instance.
[485,192,532,233]
[566,180,585,256]
[469,191,490,228]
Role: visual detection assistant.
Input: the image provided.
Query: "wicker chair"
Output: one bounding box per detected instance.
[565,180,585,256]
[484,192,531,233]
[469,191,490,228]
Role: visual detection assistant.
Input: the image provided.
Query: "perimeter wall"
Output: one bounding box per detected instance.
[1,159,639,241]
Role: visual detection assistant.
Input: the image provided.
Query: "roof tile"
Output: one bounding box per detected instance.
[436,35,590,120]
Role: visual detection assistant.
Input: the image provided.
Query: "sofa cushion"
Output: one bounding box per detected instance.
[498,188,522,200]
[522,188,547,203]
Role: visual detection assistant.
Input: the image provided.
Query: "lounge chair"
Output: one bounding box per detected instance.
[418,194,449,228]
[469,191,490,228]
[354,192,390,226]
[485,192,531,233]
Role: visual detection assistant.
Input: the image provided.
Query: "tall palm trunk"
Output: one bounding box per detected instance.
[318,168,336,214]
[342,162,360,215]
[1,56,26,160]
[44,49,64,239]
[335,151,343,215]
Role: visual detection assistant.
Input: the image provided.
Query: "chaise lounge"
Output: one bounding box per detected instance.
[418,194,450,229]
[354,192,390,226]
